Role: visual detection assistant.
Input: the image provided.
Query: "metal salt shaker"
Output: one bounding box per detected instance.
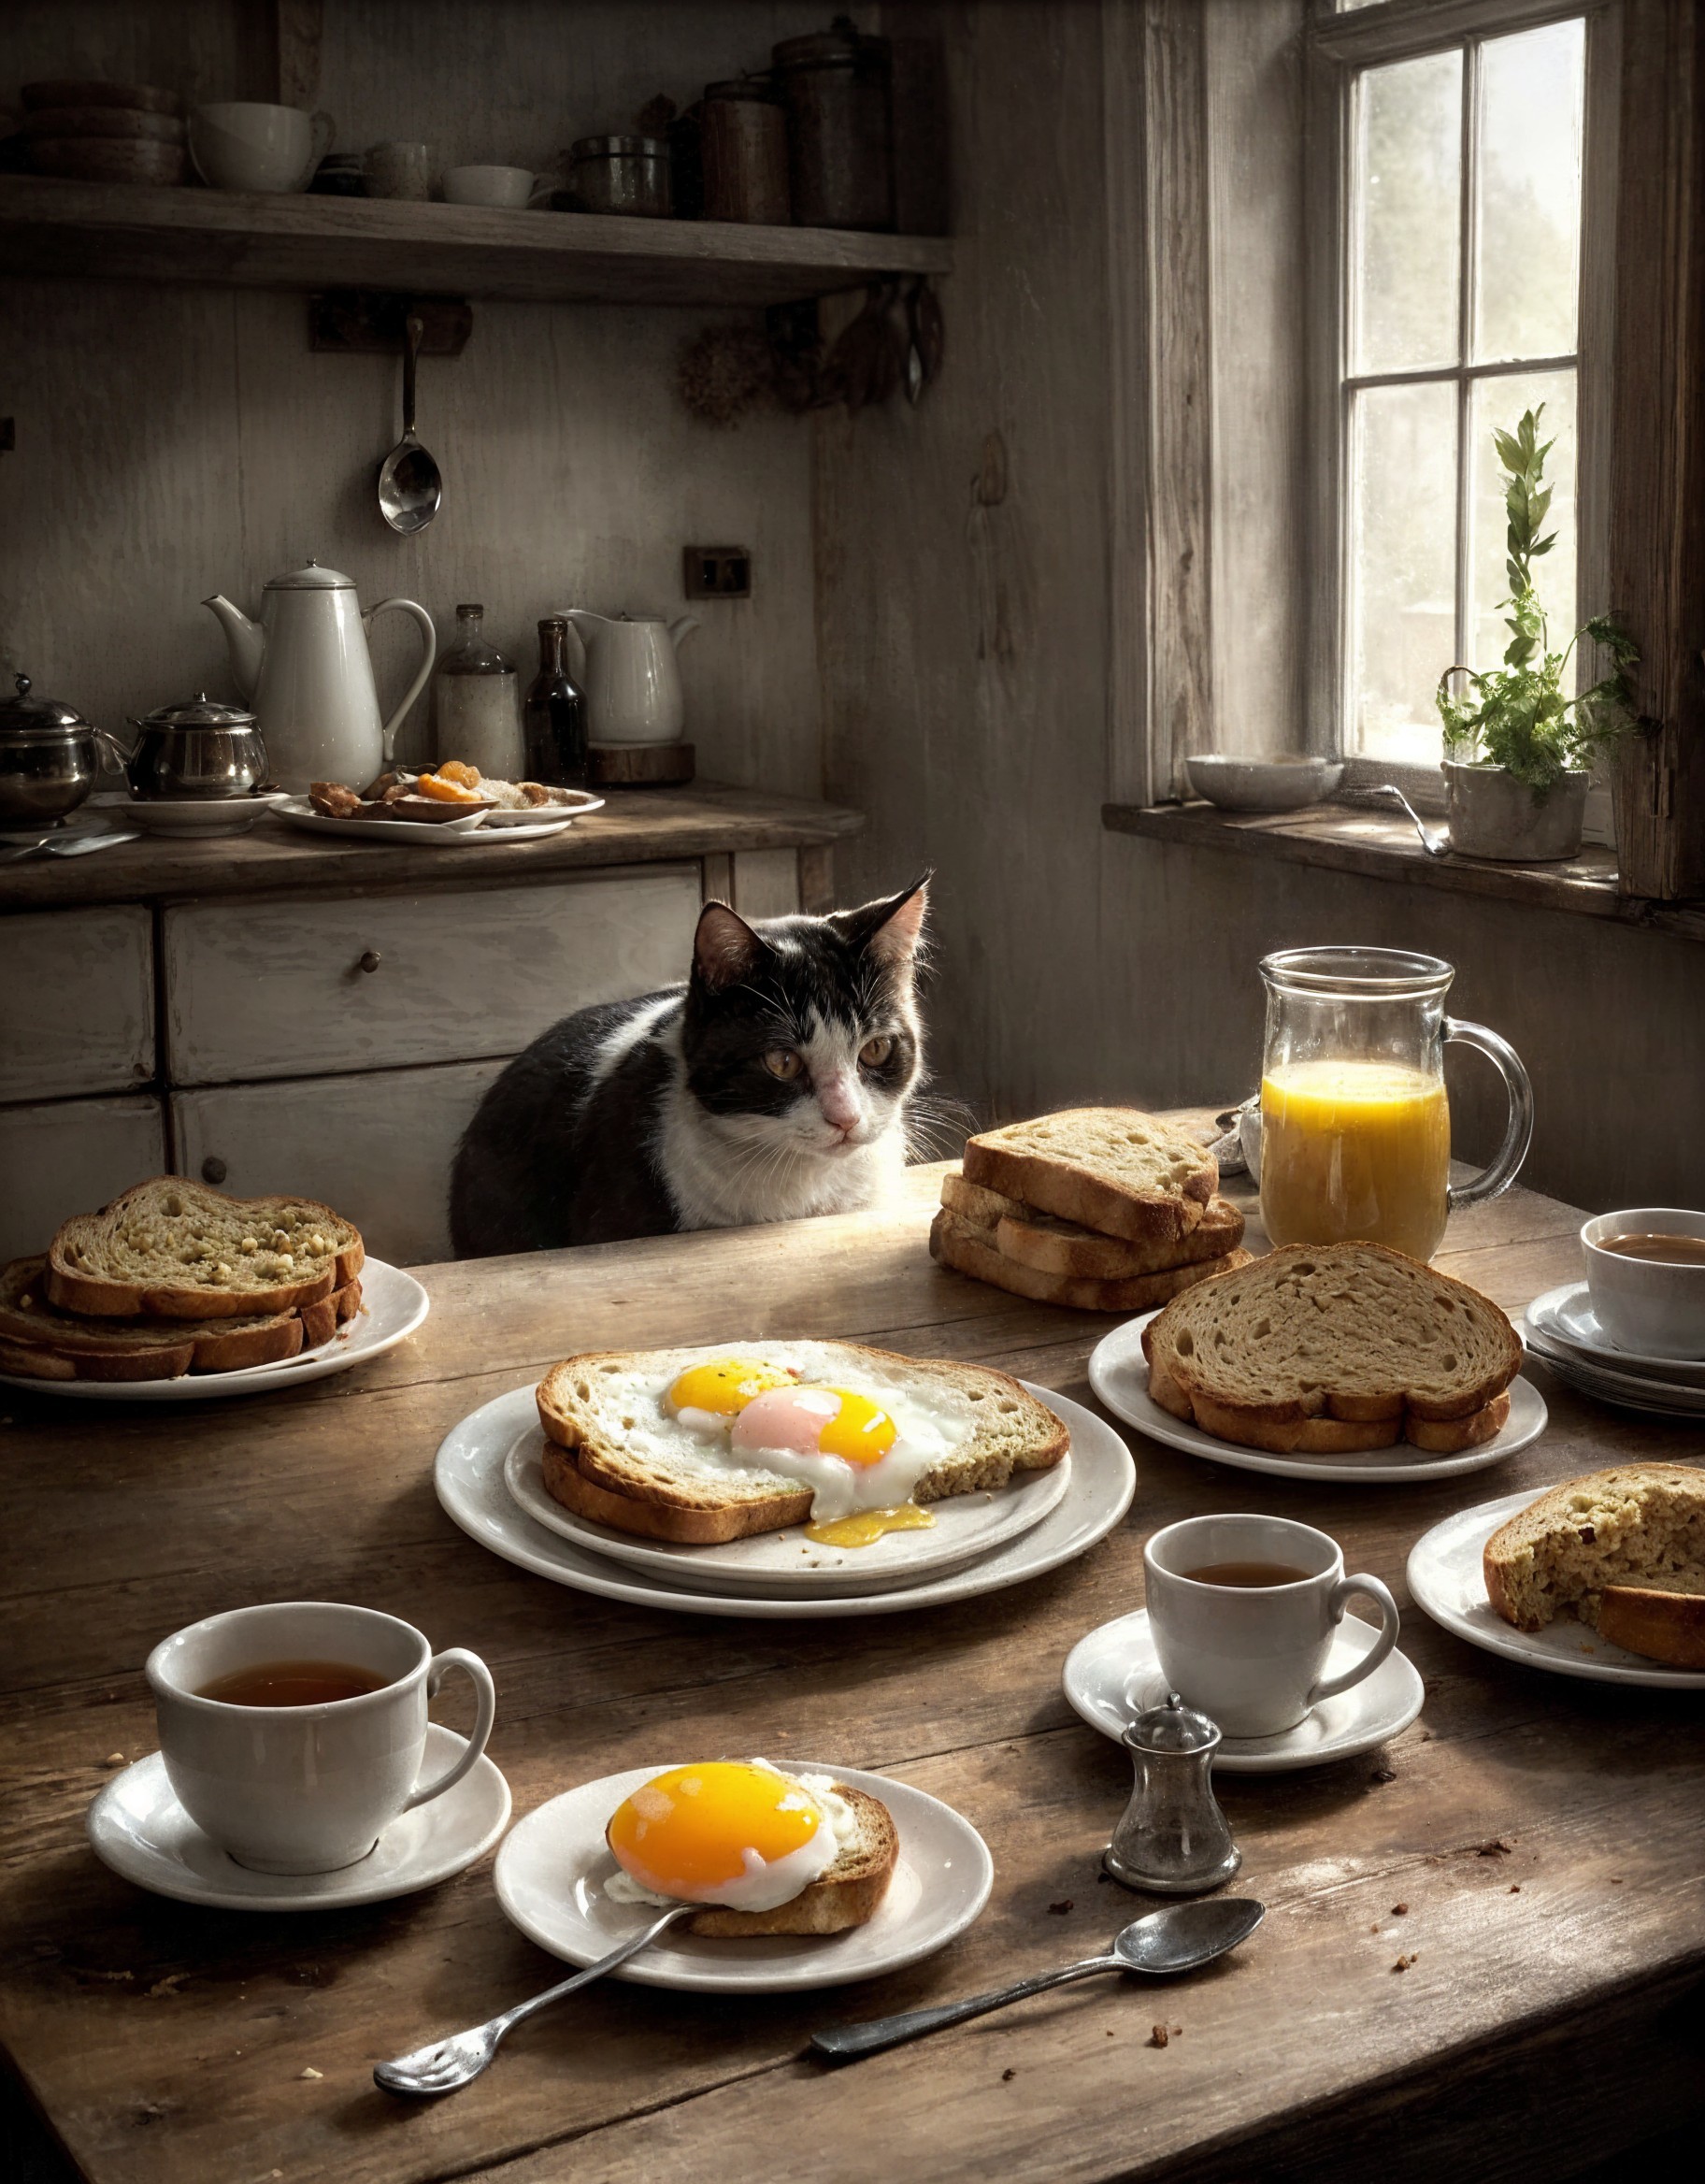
[1104,1692,1240,1894]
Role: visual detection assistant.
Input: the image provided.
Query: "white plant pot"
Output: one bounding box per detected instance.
[1442,762,1588,862]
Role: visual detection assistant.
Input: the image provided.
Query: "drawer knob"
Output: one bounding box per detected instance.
[201,1156,228,1185]
[357,950,383,974]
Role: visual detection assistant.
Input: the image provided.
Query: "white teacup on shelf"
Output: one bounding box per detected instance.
[1143,1514,1399,1738]
[190,102,334,194]
[443,163,547,208]
[146,1601,495,1874]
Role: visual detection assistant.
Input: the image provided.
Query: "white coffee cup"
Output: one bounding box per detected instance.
[146,1602,496,1875]
[1582,1207,1705,1359]
[363,140,432,201]
[190,102,334,194]
[1143,1515,1399,1738]
[443,163,544,208]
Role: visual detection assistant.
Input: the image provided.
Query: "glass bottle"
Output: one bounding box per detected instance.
[523,617,589,788]
[430,604,523,778]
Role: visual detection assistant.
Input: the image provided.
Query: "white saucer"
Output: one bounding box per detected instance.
[0,1257,429,1401]
[1087,1310,1546,1482]
[494,1761,992,1991]
[1407,1487,1705,1688]
[1521,1330,1705,1419]
[502,1424,1072,1596]
[1525,1284,1705,1388]
[274,797,580,844]
[1063,1608,1425,1771]
[87,1726,511,1909]
[122,794,292,837]
[435,1382,1135,1619]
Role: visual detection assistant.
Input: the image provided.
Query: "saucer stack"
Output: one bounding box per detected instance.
[1522,1285,1705,1419]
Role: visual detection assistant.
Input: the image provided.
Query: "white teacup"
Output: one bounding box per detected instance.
[443,163,545,208]
[146,1602,495,1875]
[190,102,334,194]
[1582,1207,1705,1360]
[1144,1515,1399,1738]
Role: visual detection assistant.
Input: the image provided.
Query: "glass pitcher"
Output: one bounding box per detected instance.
[1258,947,1533,1263]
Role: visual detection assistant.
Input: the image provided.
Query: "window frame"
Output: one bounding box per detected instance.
[1305,0,1621,819]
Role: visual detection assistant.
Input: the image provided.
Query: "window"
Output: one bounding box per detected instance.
[1313,1,1612,796]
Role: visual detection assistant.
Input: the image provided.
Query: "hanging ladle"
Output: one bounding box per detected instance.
[378,313,443,534]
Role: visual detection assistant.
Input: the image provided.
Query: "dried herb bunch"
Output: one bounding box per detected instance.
[1437,406,1639,796]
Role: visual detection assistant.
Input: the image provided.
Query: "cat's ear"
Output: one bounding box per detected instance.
[839,873,932,970]
[692,900,767,992]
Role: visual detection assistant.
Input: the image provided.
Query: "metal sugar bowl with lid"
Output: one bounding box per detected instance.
[1105,1692,1241,1894]
[125,693,269,799]
[0,672,128,826]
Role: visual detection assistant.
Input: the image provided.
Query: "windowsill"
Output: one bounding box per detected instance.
[1101,798,1705,943]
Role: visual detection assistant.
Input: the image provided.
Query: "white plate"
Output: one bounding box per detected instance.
[0,1257,428,1401]
[1087,1310,1546,1483]
[1407,1487,1705,1688]
[1519,1335,1705,1421]
[274,797,579,844]
[1525,1284,1705,1387]
[501,1424,1072,1596]
[1063,1607,1425,1772]
[494,1761,992,1991]
[87,1727,511,1910]
[482,792,605,826]
[435,1382,1135,1619]
[120,794,292,837]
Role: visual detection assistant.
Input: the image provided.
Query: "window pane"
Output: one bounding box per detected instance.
[1466,370,1577,681]
[1353,51,1463,374]
[1473,20,1583,363]
[1351,380,1458,761]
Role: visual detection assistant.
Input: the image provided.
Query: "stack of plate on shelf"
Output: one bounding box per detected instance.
[1522,1283,1705,1419]
[434,1380,1136,1621]
[21,80,188,185]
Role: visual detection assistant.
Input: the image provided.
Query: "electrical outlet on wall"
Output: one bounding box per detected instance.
[683,546,752,598]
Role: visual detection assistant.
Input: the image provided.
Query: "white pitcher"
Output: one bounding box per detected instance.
[204,562,436,791]
[564,609,699,744]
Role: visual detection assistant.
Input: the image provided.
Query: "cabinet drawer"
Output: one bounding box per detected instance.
[173,1062,507,1267]
[163,869,700,1085]
[0,907,154,1102]
[0,1094,167,1261]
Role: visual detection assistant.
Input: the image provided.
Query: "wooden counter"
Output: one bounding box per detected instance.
[2,1132,1701,2183]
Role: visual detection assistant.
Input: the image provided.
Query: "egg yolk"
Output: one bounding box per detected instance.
[666,1358,796,1417]
[607,1762,822,1896]
[730,1384,897,1466]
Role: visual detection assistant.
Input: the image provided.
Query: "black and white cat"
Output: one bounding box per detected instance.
[449,878,930,1256]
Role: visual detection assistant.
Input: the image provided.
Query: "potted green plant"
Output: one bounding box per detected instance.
[1436,406,1638,861]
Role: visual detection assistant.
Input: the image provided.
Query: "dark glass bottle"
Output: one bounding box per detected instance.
[523,617,589,788]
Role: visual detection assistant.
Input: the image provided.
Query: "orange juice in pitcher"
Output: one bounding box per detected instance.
[1257,950,1533,1263]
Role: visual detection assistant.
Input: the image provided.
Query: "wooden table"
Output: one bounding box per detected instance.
[4,1123,1703,2183]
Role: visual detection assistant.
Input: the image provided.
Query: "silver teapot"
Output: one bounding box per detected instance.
[0,672,126,826]
[124,694,269,800]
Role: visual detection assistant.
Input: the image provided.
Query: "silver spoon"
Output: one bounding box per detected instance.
[810,1897,1265,2062]
[1344,783,1452,857]
[374,1902,695,2097]
[377,314,442,535]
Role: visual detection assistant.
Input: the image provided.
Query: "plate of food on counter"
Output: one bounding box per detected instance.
[278,760,603,843]
[0,1178,427,1401]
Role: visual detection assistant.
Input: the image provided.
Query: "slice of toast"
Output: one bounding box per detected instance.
[46,1178,364,1319]
[675,1784,897,1937]
[536,1340,1069,1545]
[962,1109,1216,1245]
[1483,1463,1705,1637]
[939,1170,1245,1280]
[931,1205,1251,1313]
[1141,1242,1521,1455]
[1597,1582,1705,1669]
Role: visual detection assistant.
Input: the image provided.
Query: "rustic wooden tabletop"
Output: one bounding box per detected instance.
[2,1118,1701,2184]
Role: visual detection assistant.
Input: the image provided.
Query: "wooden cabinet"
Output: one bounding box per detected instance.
[0,907,152,1102]
[0,1093,165,1261]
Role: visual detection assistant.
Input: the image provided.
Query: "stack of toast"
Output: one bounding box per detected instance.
[929,1107,1252,1311]
[0,1178,364,1383]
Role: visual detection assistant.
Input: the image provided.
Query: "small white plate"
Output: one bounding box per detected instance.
[494,1761,992,1991]
[1407,1487,1705,1688]
[121,794,292,837]
[1522,1331,1705,1418]
[502,1425,1072,1596]
[435,1382,1135,1619]
[274,797,579,844]
[1063,1607,1425,1772]
[0,1257,428,1401]
[1087,1310,1546,1483]
[482,792,605,826]
[1525,1283,1705,1387]
[87,1726,511,1910]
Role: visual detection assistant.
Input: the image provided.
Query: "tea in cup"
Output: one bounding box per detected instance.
[146,1601,495,1874]
[1582,1207,1705,1359]
[1143,1514,1399,1738]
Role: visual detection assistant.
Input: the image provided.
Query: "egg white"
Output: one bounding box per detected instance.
[603,1760,855,1912]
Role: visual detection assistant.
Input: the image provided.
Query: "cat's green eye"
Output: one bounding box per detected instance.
[859,1036,895,1068]
[763,1049,804,1081]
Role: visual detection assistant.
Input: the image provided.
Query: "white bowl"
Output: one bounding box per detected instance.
[1185,754,1345,812]
[1582,1208,1705,1360]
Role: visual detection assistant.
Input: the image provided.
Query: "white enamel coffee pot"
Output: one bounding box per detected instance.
[204,562,437,791]
[563,609,699,744]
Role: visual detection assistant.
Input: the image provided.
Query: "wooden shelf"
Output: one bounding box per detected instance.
[0,174,953,308]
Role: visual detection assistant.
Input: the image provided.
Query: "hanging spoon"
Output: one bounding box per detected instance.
[378,314,442,534]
